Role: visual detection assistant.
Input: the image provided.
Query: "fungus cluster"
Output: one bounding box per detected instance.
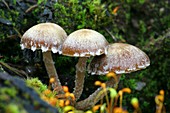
[21,23,150,110]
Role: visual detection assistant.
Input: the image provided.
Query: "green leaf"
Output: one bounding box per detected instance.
[13,0,17,5]
[108,88,117,98]
[126,0,133,3]
[100,103,106,113]
[37,0,46,5]
[139,0,145,4]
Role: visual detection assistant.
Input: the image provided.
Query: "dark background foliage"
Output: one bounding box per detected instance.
[0,0,170,112]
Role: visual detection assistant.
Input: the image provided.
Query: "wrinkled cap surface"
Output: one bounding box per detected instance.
[20,23,67,53]
[62,29,109,57]
[88,43,150,75]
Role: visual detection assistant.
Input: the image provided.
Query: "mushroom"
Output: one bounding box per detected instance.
[62,29,109,101]
[21,23,67,94]
[88,43,150,75]
[75,43,150,110]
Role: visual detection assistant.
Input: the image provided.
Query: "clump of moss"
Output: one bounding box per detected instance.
[26,78,59,106]
[0,81,27,113]
[5,104,26,113]
[0,87,17,111]
[26,77,47,93]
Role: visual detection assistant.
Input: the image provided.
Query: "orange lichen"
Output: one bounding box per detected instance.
[49,77,55,83]
[69,93,75,101]
[112,6,120,14]
[131,98,139,109]
[65,92,71,98]
[49,97,57,106]
[101,83,106,89]
[159,90,164,96]
[43,89,52,96]
[59,100,65,107]
[155,90,166,113]
[121,88,131,94]
[65,100,70,106]
[63,86,69,93]
[113,107,123,113]
[95,81,102,86]
[106,72,117,78]
[92,105,101,112]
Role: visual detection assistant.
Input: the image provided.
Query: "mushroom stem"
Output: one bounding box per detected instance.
[42,51,64,94]
[75,75,121,110]
[73,57,88,101]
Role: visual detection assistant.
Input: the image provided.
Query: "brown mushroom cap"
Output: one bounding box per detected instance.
[62,29,109,57]
[88,43,150,75]
[20,23,67,53]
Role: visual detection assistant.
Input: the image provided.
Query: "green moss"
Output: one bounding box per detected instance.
[26,78,47,93]
[5,104,20,113]
[0,0,170,112]
[0,87,17,98]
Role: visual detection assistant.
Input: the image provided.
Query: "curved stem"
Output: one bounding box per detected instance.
[75,75,121,110]
[43,51,64,94]
[73,57,88,101]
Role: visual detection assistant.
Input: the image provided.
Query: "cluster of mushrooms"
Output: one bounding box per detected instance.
[20,23,150,110]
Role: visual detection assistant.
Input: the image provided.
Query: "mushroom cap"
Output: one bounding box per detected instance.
[88,43,150,75]
[20,23,67,53]
[62,29,109,57]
